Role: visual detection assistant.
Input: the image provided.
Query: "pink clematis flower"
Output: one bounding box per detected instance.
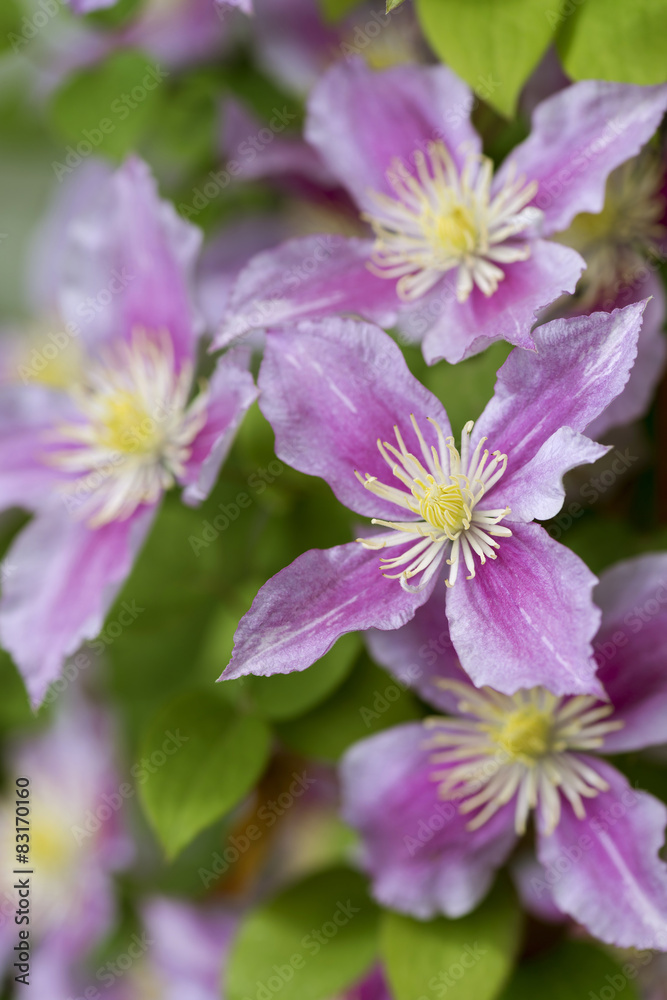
[221,302,645,698]
[0,693,133,988]
[215,59,667,364]
[339,553,667,950]
[0,157,257,706]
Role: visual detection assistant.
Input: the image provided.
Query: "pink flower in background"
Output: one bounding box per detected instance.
[216,60,667,364]
[0,694,133,987]
[221,302,645,698]
[0,157,257,706]
[340,553,667,950]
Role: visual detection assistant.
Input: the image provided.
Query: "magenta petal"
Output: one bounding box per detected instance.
[593,554,667,753]
[258,317,450,519]
[586,277,667,439]
[415,240,584,365]
[221,542,434,681]
[306,59,480,211]
[0,506,155,706]
[214,235,398,348]
[341,723,517,919]
[475,302,646,504]
[537,759,667,950]
[500,80,667,236]
[445,522,603,697]
[60,157,202,367]
[366,578,465,714]
[180,349,257,506]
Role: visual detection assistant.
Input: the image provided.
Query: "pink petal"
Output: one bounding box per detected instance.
[258,317,450,520]
[221,542,434,681]
[0,505,155,706]
[537,759,667,950]
[445,522,603,697]
[341,723,517,919]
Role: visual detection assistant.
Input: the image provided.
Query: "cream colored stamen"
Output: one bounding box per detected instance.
[363,141,540,303]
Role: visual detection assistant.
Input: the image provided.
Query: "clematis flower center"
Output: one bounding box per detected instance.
[417,479,468,534]
[356,416,511,591]
[496,705,552,763]
[426,682,625,836]
[47,330,208,528]
[555,151,666,305]
[363,141,540,303]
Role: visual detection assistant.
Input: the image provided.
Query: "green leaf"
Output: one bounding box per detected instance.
[381,877,523,1000]
[497,941,641,1000]
[414,0,556,117]
[275,656,421,761]
[557,0,667,87]
[226,866,379,1000]
[138,691,271,859]
[318,0,363,23]
[49,50,165,161]
[246,633,362,721]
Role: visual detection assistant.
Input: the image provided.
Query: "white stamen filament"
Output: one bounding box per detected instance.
[356,416,511,590]
[363,141,541,303]
[425,681,625,836]
[46,330,208,528]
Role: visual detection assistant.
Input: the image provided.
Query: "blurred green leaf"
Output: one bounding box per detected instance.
[557,0,667,86]
[276,656,422,761]
[138,690,271,859]
[407,339,512,437]
[381,877,523,1000]
[49,50,165,161]
[497,940,641,1000]
[0,0,23,55]
[226,866,379,1000]
[415,0,556,117]
[319,0,363,23]
[247,634,362,721]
